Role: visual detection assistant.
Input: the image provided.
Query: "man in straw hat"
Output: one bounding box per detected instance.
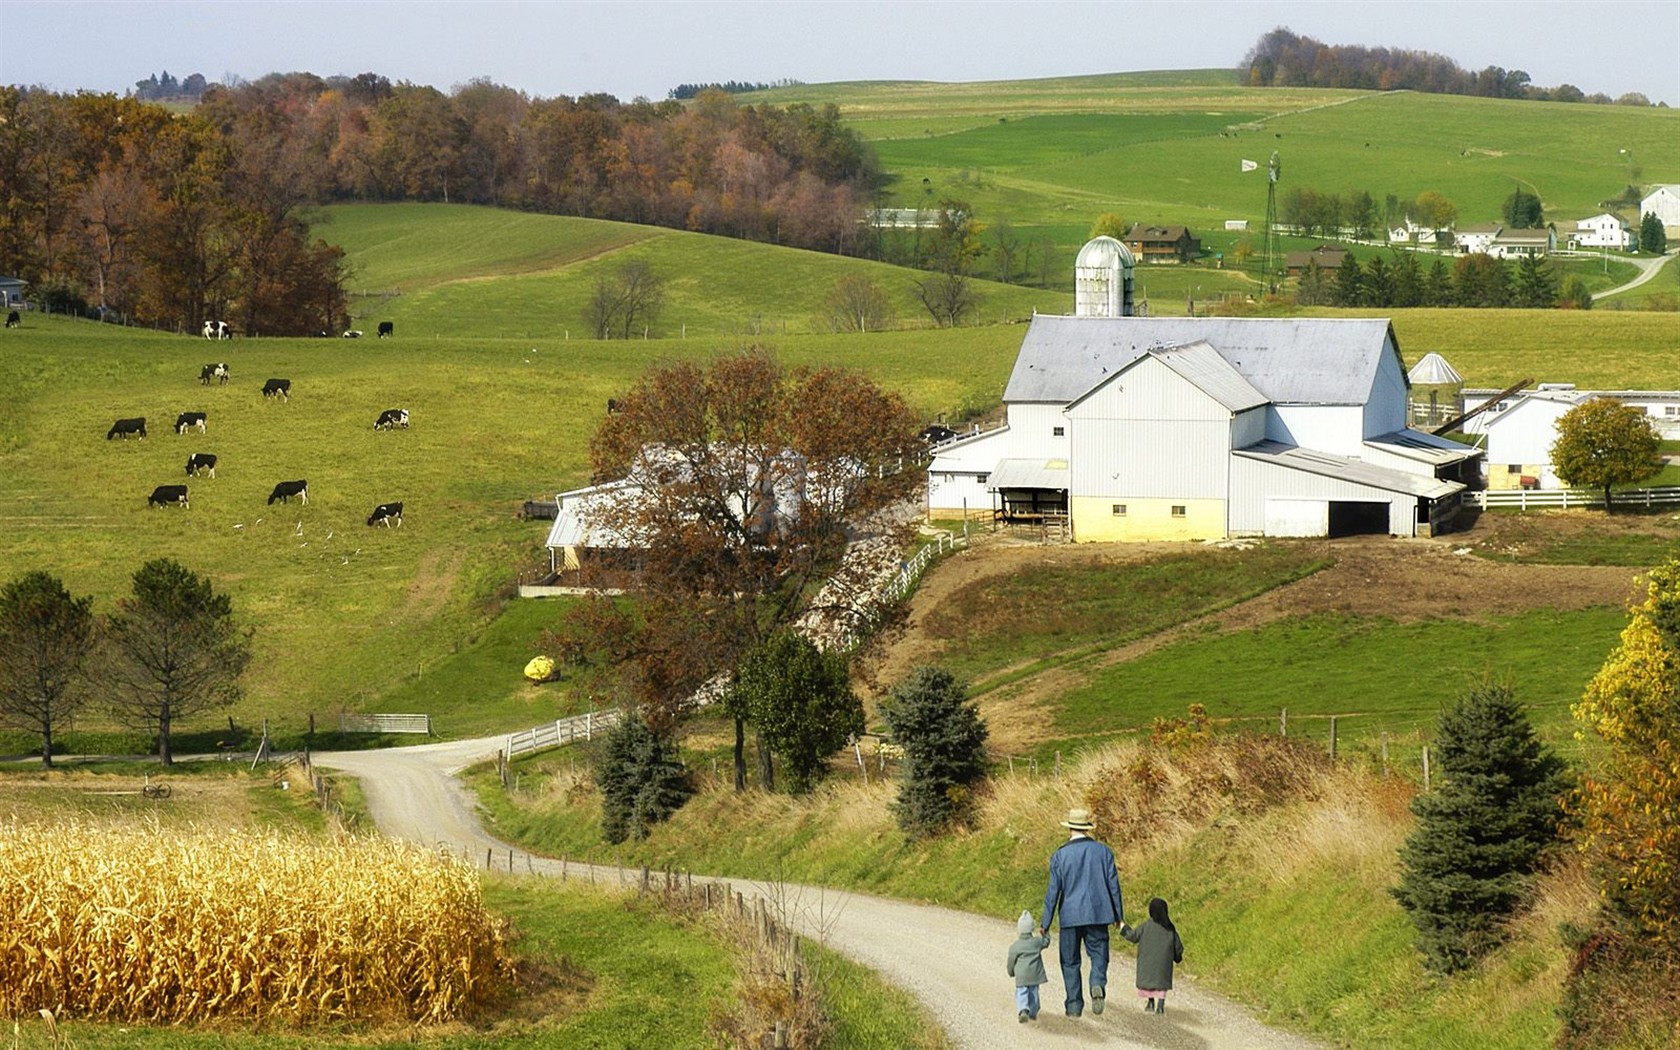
[1040,807,1124,1017]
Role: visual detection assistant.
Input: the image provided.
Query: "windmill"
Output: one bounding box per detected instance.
[1262,151,1281,294]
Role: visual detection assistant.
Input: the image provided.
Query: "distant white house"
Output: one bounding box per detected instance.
[1570,213,1633,251]
[1641,185,1680,230]
[1474,386,1680,490]
[1388,219,1448,245]
[0,275,25,309]
[1487,225,1555,258]
[1456,224,1502,255]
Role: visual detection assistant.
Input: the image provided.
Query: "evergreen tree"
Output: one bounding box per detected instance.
[1361,255,1395,306]
[1332,255,1364,306]
[1501,187,1544,228]
[1391,250,1423,307]
[597,713,693,843]
[0,571,95,769]
[1639,212,1668,254]
[1295,258,1331,306]
[1513,254,1559,308]
[1392,683,1567,973]
[880,667,989,837]
[1559,274,1594,310]
[1454,254,1510,307]
[732,631,863,794]
[1424,258,1454,306]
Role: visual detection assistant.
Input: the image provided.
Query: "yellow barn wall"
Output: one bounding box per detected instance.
[1071,497,1227,542]
[1486,463,1543,490]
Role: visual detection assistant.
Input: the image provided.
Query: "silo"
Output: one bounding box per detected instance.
[1075,236,1135,317]
[1406,352,1465,428]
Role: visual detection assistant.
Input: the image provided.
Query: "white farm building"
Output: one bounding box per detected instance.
[928,239,1481,540]
[1642,185,1680,231]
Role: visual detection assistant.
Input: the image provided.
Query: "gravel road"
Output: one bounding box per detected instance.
[315,737,1324,1050]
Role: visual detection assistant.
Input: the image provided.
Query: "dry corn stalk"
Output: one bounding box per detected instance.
[0,819,511,1025]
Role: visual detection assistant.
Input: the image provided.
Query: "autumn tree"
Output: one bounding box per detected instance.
[1410,190,1457,232]
[0,571,95,769]
[1392,683,1565,973]
[729,631,862,794]
[824,273,892,333]
[104,559,253,766]
[560,350,919,791]
[1571,559,1680,946]
[1088,212,1128,241]
[1550,398,1663,512]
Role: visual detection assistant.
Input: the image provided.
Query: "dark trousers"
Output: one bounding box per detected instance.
[1058,924,1109,1013]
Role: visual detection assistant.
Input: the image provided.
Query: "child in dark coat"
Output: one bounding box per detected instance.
[1006,909,1052,1023]
[1120,896,1185,1014]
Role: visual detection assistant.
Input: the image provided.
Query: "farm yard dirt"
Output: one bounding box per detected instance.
[862,511,1662,751]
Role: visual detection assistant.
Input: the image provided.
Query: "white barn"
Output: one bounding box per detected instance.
[928,311,1480,540]
[1481,392,1583,490]
[1641,185,1680,231]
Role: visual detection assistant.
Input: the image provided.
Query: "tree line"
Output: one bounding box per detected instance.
[0,87,350,335]
[1243,27,1664,106]
[1296,251,1590,310]
[667,79,803,100]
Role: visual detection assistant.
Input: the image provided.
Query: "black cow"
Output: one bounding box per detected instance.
[107,417,147,440]
[366,501,404,527]
[200,362,229,385]
[185,452,217,478]
[267,480,308,505]
[5,310,19,328]
[261,378,291,401]
[175,412,206,435]
[374,408,409,430]
[607,398,620,413]
[377,321,394,338]
[148,485,189,509]
[342,329,363,339]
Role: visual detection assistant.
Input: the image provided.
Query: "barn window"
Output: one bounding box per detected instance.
[1171,505,1186,518]
[1053,426,1065,437]
[977,474,988,485]
[942,474,954,483]
[1507,464,1521,473]
[1112,504,1126,516]
[1666,406,1679,416]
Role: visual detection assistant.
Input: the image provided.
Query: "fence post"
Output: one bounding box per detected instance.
[1329,716,1338,761]
[1422,745,1431,791]
[1280,708,1288,737]
[1381,732,1389,775]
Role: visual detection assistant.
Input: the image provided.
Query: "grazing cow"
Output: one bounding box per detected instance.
[342,329,363,339]
[607,398,620,413]
[175,412,207,435]
[199,362,230,385]
[107,417,147,440]
[377,321,394,338]
[185,452,217,478]
[366,501,404,527]
[5,310,19,328]
[261,378,291,401]
[373,408,409,430]
[919,424,956,447]
[201,320,230,340]
[267,480,308,505]
[147,485,189,509]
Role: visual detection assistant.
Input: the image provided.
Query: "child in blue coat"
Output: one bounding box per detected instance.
[1006,909,1052,1022]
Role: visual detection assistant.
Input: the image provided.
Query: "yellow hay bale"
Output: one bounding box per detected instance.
[0,819,512,1025]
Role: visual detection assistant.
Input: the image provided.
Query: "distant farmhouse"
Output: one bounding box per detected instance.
[1284,244,1350,276]
[1463,384,1680,491]
[1122,224,1201,264]
[1568,213,1634,251]
[926,237,1479,540]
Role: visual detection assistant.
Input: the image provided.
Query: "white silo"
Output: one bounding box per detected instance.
[1074,235,1135,317]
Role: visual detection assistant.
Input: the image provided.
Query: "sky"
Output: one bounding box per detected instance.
[2,0,1676,105]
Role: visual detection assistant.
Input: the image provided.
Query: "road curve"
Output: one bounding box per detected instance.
[314,738,1322,1050]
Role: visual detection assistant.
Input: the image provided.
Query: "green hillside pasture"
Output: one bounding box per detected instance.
[318,202,659,293]
[0,318,1032,745]
[320,203,1064,339]
[873,112,1239,174]
[1048,607,1627,751]
[1382,309,1680,388]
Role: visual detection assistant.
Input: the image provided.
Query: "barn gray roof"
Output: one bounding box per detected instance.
[1004,316,1397,407]
[1235,441,1465,499]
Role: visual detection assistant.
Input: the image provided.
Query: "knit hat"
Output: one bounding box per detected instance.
[1017,910,1035,935]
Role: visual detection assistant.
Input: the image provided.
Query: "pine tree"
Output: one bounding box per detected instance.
[1392,683,1566,973]
[880,667,989,837]
[1639,211,1668,255]
[1513,254,1559,308]
[1332,256,1364,306]
[597,714,693,843]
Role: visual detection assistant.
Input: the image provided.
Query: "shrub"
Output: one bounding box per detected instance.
[879,666,988,837]
[1391,683,1565,973]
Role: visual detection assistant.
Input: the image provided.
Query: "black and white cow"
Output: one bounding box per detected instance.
[919,424,956,447]
[148,485,189,509]
[267,480,308,505]
[607,398,621,413]
[200,362,230,385]
[373,408,409,430]
[261,378,291,401]
[175,412,207,435]
[5,310,19,328]
[107,417,147,440]
[185,452,217,478]
[366,501,404,527]
[342,329,363,339]
[377,321,394,338]
[201,320,230,340]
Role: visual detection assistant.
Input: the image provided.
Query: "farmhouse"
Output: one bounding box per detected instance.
[1487,225,1556,258]
[1570,213,1633,251]
[1388,219,1449,245]
[1455,224,1502,255]
[1641,185,1680,231]
[927,239,1480,540]
[1284,245,1350,276]
[1122,223,1201,264]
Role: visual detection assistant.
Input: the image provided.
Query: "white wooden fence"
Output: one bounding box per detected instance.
[339,712,432,734]
[1473,486,1680,510]
[880,532,965,605]
[505,708,622,760]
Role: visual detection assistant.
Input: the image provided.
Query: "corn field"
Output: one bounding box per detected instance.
[0,820,512,1024]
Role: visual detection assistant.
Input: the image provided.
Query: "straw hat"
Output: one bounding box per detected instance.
[1060,807,1096,831]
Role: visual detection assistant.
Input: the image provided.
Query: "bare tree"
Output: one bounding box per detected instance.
[913,271,981,327]
[585,258,666,339]
[824,273,892,332]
